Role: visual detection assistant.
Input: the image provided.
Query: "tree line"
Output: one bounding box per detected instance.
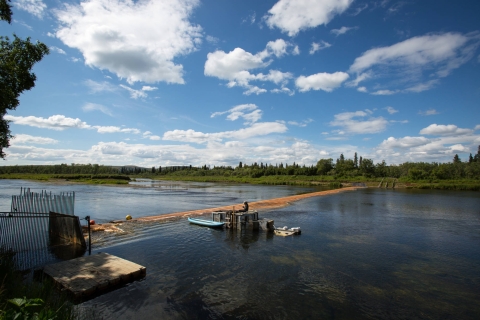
[1,146,479,181]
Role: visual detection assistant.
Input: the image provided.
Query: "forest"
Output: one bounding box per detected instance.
[1,148,479,182]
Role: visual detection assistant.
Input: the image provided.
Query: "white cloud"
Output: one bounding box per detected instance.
[404,80,439,93]
[5,115,91,131]
[54,0,202,84]
[420,124,473,136]
[309,41,331,54]
[379,136,430,149]
[14,0,47,18]
[5,114,141,134]
[163,122,288,144]
[475,125,480,130]
[375,132,480,164]
[330,26,357,36]
[349,32,480,92]
[266,39,290,58]
[419,109,439,116]
[292,45,300,55]
[11,134,58,145]
[84,79,117,93]
[357,86,367,93]
[385,106,398,114]
[205,40,295,94]
[211,104,262,124]
[242,12,256,24]
[346,72,371,87]
[371,89,397,95]
[82,102,113,116]
[94,126,140,134]
[141,86,158,91]
[206,35,219,44]
[330,111,388,134]
[295,72,349,92]
[50,46,66,54]
[288,119,313,127]
[271,87,294,95]
[120,85,147,99]
[351,3,368,16]
[264,0,354,36]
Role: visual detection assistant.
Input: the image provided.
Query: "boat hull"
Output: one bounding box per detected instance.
[188,217,224,228]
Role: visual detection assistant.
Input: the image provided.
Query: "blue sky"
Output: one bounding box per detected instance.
[3,0,480,167]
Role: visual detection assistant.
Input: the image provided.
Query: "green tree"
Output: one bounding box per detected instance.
[453,154,461,164]
[1,0,49,158]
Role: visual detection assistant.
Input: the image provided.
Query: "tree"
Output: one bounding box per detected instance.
[316,158,333,175]
[453,154,461,164]
[354,152,358,168]
[1,0,49,158]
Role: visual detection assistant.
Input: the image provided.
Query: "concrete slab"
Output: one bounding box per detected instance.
[43,252,146,301]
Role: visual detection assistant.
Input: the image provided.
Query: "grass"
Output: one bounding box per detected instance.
[0,173,130,185]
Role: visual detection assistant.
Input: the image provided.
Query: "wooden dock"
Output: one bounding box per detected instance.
[43,252,146,301]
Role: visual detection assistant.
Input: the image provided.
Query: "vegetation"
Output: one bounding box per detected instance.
[1,0,49,158]
[0,248,78,319]
[0,147,479,189]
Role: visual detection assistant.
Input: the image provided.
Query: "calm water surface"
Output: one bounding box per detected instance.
[0,179,319,222]
[83,188,479,320]
[1,181,479,319]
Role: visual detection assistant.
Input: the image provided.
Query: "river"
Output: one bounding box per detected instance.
[1,180,479,319]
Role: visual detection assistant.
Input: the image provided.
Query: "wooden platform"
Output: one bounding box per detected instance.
[43,252,146,300]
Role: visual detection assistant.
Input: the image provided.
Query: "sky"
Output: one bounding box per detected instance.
[2,0,480,167]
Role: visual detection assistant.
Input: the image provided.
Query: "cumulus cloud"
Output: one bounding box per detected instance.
[309,41,331,54]
[4,114,141,134]
[163,122,288,144]
[205,39,295,94]
[82,102,113,116]
[14,0,47,18]
[295,72,349,92]
[419,124,473,136]
[211,104,262,124]
[264,0,354,36]
[11,134,58,145]
[379,136,430,149]
[54,0,202,84]
[357,86,367,93]
[375,131,480,164]
[330,111,388,134]
[349,32,480,92]
[5,115,91,131]
[330,26,357,36]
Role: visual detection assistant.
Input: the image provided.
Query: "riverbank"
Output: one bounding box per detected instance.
[1,173,479,190]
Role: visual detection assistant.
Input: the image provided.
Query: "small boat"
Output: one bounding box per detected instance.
[188,217,224,228]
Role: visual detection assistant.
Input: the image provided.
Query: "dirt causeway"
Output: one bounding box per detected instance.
[137,186,361,222]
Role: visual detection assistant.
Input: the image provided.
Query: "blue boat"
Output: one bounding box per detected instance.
[188,217,224,228]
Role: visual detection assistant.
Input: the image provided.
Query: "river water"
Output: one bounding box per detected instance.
[1,180,479,319]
